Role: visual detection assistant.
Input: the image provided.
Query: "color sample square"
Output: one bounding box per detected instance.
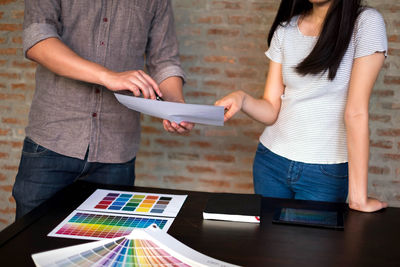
[94,192,173,215]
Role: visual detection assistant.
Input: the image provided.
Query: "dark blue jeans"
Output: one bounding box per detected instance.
[253,143,348,203]
[12,137,136,219]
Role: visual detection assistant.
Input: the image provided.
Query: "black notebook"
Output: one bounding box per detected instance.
[203,193,261,223]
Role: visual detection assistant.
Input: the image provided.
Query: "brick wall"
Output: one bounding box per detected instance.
[0,0,399,230]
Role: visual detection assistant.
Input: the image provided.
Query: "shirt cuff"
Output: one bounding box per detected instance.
[152,65,187,85]
[23,23,60,57]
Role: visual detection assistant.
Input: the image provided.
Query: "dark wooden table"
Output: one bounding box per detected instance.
[0,181,399,267]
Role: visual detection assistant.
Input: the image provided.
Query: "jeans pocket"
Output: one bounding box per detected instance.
[22,137,49,155]
[319,163,348,179]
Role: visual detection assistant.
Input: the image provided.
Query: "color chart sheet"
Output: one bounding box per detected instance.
[77,189,187,218]
[48,210,174,241]
[35,227,239,267]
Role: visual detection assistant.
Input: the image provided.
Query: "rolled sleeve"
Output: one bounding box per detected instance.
[23,0,62,58]
[23,23,61,57]
[152,65,186,85]
[145,0,186,84]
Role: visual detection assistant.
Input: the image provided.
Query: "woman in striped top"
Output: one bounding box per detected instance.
[215,0,388,212]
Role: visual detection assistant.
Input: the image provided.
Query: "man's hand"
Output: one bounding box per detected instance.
[156,76,194,134]
[163,120,194,134]
[100,70,162,100]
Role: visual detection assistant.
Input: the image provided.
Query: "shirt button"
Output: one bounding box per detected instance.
[103,18,108,22]
[100,41,104,46]
[92,113,97,118]
[95,88,100,94]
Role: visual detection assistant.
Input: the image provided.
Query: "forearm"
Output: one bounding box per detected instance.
[241,91,280,125]
[345,113,369,208]
[159,76,184,102]
[242,59,283,125]
[215,60,283,123]
[27,37,162,97]
[343,53,386,212]
[27,37,109,86]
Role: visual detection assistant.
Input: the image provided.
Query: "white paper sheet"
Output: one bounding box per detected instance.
[35,226,240,267]
[76,189,187,218]
[114,93,224,126]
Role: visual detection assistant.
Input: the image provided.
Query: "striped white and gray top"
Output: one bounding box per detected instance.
[261,8,387,164]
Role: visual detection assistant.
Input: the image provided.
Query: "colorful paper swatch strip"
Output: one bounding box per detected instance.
[48,210,174,240]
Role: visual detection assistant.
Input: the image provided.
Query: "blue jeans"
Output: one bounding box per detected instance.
[253,143,348,203]
[12,137,136,219]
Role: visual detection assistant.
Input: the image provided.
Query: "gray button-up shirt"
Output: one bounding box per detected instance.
[23,0,185,163]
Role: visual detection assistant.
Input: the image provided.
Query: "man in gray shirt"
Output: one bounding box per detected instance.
[12,0,194,219]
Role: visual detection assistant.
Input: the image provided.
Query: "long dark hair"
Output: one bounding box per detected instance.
[268,0,363,80]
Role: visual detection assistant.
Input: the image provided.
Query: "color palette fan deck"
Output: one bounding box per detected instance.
[42,237,189,266]
[34,227,239,267]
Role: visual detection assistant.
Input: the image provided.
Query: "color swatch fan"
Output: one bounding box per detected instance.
[34,226,239,267]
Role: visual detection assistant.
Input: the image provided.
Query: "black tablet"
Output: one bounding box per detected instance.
[272,207,344,230]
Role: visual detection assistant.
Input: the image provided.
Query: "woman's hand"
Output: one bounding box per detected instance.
[215,91,246,122]
[349,197,388,212]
